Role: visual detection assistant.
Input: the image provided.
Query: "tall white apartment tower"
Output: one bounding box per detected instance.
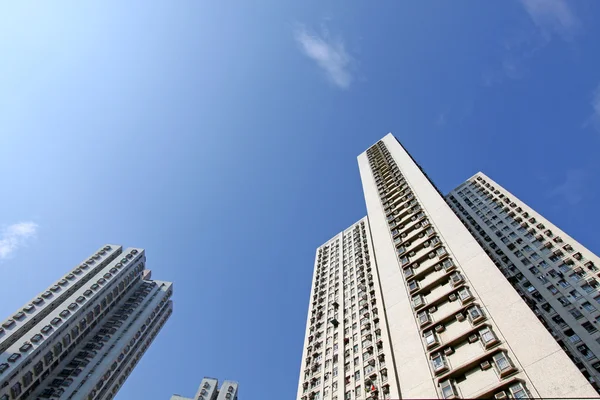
[447,172,600,391]
[297,133,598,400]
[0,245,173,400]
[297,218,397,400]
[171,377,239,400]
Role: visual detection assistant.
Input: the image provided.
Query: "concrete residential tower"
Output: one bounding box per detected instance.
[0,245,173,400]
[447,172,600,390]
[171,377,239,400]
[297,218,396,400]
[297,133,597,400]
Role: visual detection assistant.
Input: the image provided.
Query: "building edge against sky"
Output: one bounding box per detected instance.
[0,244,172,400]
[296,132,597,400]
[170,377,239,400]
[447,171,600,390]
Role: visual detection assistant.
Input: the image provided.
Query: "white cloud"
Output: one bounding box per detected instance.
[520,0,580,39]
[0,222,38,260]
[294,25,352,89]
[590,84,600,131]
[483,0,580,86]
[549,169,588,205]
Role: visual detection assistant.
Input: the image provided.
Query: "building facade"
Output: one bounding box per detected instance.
[297,133,598,400]
[447,172,600,391]
[0,245,173,400]
[297,218,397,400]
[171,377,238,400]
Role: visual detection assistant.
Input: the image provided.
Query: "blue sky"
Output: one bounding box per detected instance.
[1,1,600,399]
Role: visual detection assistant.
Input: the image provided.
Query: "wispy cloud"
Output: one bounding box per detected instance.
[548,169,588,205]
[294,25,352,89]
[0,222,38,260]
[483,0,580,86]
[586,83,600,132]
[520,0,580,39]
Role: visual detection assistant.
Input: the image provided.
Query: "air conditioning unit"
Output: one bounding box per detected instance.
[225,394,232,399]
[480,361,491,370]
[449,294,457,302]
[494,391,507,399]
[435,325,445,333]
[468,334,479,343]
[444,347,454,356]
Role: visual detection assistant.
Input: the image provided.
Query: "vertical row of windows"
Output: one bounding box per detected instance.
[301,220,391,400]
[367,144,529,400]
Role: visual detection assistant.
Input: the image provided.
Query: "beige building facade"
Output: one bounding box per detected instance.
[447,171,600,392]
[297,133,598,399]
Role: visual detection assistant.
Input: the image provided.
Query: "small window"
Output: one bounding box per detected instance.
[41,291,53,298]
[41,325,53,334]
[19,343,32,352]
[509,382,529,399]
[8,353,21,362]
[50,285,60,292]
[492,352,515,376]
[2,319,16,328]
[431,353,448,374]
[59,310,71,318]
[480,327,498,348]
[84,290,93,296]
[13,312,25,320]
[31,334,43,343]
[68,303,78,310]
[50,317,62,326]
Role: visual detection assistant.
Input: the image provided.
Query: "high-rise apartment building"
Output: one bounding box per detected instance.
[297,133,597,400]
[171,377,239,400]
[297,218,396,400]
[447,172,600,391]
[0,245,173,400]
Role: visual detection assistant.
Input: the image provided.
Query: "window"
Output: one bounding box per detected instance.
[547,285,558,295]
[582,321,597,334]
[412,294,425,309]
[582,302,597,313]
[480,327,498,348]
[439,380,457,399]
[22,371,33,387]
[431,353,448,373]
[424,330,438,348]
[581,283,594,294]
[467,305,484,324]
[492,352,514,376]
[417,311,431,326]
[33,361,43,376]
[10,382,22,398]
[570,308,584,319]
[44,351,53,366]
[458,287,473,303]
